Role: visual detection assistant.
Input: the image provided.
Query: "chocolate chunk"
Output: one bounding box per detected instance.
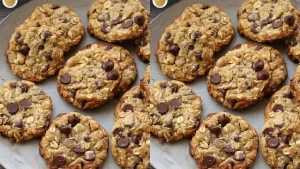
[59,126,72,136]
[223,145,235,154]
[261,17,272,25]
[170,99,182,109]
[156,103,169,115]
[130,134,141,144]
[272,19,283,28]
[51,4,60,10]
[19,44,30,56]
[107,70,119,80]
[203,155,215,167]
[267,138,280,148]
[160,82,167,88]
[105,43,112,51]
[188,45,194,51]
[280,134,291,145]
[272,104,283,112]
[228,99,237,108]
[210,74,221,84]
[84,135,90,142]
[20,84,28,93]
[284,15,295,26]
[10,82,17,88]
[68,115,80,127]
[42,64,50,72]
[170,84,179,93]
[117,138,130,148]
[263,128,274,136]
[286,37,298,46]
[15,120,24,128]
[234,135,240,142]
[77,99,87,108]
[60,74,71,84]
[218,114,230,127]
[201,4,210,9]
[251,24,260,34]
[113,127,124,136]
[101,24,110,34]
[233,151,246,161]
[186,22,191,27]
[123,19,133,28]
[38,45,44,51]
[122,104,133,112]
[20,99,31,109]
[283,92,294,99]
[255,43,263,51]
[44,31,52,40]
[134,15,145,26]
[165,120,174,128]
[111,16,121,25]
[248,13,258,22]
[165,33,171,40]
[169,44,180,56]
[102,61,114,71]
[53,155,65,167]
[73,145,85,154]
[44,52,52,61]
[192,64,200,72]
[133,92,144,99]
[257,70,269,80]
[15,33,21,41]
[252,61,264,71]
[193,31,202,40]
[7,102,19,114]
[209,126,221,136]
[83,151,96,161]
[195,52,202,61]
[139,36,148,46]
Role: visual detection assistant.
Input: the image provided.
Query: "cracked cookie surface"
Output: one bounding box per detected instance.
[87,0,149,42]
[238,0,299,42]
[207,43,273,109]
[149,80,202,142]
[40,112,108,169]
[110,113,150,169]
[285,17,300,62]
[156,25,216,82]
[260,113,300,169]
[135,27,150,62]
[190,112,258,169]
[0,80,52,142]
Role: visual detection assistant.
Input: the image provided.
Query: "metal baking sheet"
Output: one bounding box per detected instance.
[150,0,300,168]
[0,0,149,168]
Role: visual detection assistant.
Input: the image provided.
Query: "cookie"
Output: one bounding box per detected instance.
[40,112,108,169]
[57,42,136,109]
[291,65,300,102]
[0,80,52,142]
[156,25,216,82]
[190,112,259,169]
[135,27,150,62]
[110,113,150,169]
[260,113,300,169]
[24,4,85,51]
[285,17,300,62]
[6,24,66,82]
[149,80,202,142]
[265,86,300,120]
[173,3,235,52]
[207,43,273,109]
[140,65,150,100]
[87,0,149,42]
[238,0,299,42]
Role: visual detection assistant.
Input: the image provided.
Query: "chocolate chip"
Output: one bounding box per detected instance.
[251,24,260,34]
[188,45,194,51]
[234,135,240,142]
[73,145,85,154]
[261,17,272,25]
[203,155,215,167]
[59,126,72,136]
[223,145,235,154]
[51,4,60,10]
[20,84,28,93]
[165,120,174,128]
[233,151,246,161]
[194,31,202,40]
[122,104,133,112]
[248,13,258,22]
[255,43,263,51]
[263,127,274,136]
[44,52,52,61]
[130,134,141,144]
[42,64,50,72]
[77,99,87,108]
[139,36,148,46]
[195,52,202,61]
[218,114,230,127]
[107,70,119,80]
[284,15,295,26]
[20,99,31,109]
[117,138,130,148]
[53,155,65,167]
[286,37,298,46]
[102,61,114,71]
[60,74,71,84]
[156,103,169,115]
[133,92,144,99]
[113,127,124,136]
[15,33,21,41]
[283,92,294,99]
[83,151,96,161]
[272,104,283,112]
[38,45,44,51]
[192,65,200,72]
[68,115,80,127]
[210,74,221,84]
[170,99,182,109]
[257,70,269,80]
[101,24,110,34]
[10,82,17,88]
[272,19,283,28]
[169,44,180,56]
[19,44,30,56]
[186,22,191,27]
[280,134,291,145]
[7,102,18,114]
[105,43,112,51]
[267,138,280,148]
[44,31,52,40]
[123,19,133,28]
[84,135,90,142]
[170,84,179,93]
[209,126,221,136]
[111,16,121,25]
[165,33,171,41]
[134,15,145,26]
[15,120,24,128]
[36,22,41,27]
[160,82,168,88]
[252,61,264,71]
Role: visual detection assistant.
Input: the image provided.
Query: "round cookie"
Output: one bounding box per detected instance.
[156,25,216,82]
[24,4,85,51]
[265,86,300,120]
[190,112,259,169]
[57,42,137,109]
[40,112,108,169]
[110,113,150,169]
[149,80,202,142]
[173,3,235,52]
[135,27,150,62]
[291,65,300,102]
[238,0,299,42]
[0,80,52,142]
[6,24,66,82]
[207,43,272,109]
[260,113,300,169]
[87,0,149,42]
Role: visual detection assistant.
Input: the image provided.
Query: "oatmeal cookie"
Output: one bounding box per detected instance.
[0,80,52,142]
[237,0,299,42]
[290,65,300,102]
[149,80,202,142]
[285,17,300,62]
[190,112,258,169]
[40,112,108,169]
[135,27,150,62]
[140,65,150,100]
[87,0,149,42]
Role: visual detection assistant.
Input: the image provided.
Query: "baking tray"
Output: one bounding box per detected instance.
[150,0,300,168]
[0,0,149,168]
